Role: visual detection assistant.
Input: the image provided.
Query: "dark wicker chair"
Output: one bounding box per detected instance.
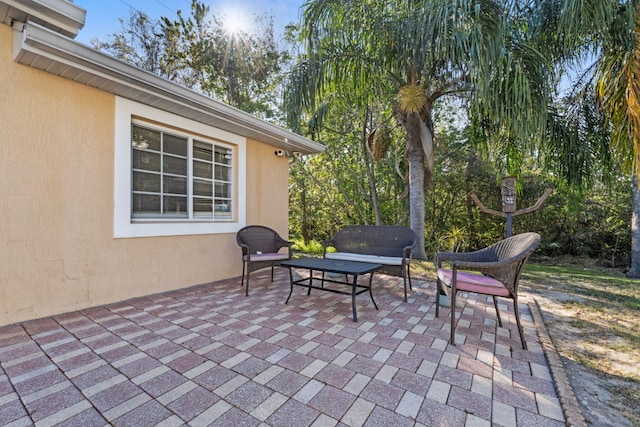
[322,225,418,301]
[236,225,293,296]
[435,232,541,349]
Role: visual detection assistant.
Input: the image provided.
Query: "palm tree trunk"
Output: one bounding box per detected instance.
[405,112,429,260]
[627,173,640,278]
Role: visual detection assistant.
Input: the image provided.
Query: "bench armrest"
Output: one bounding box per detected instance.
[402,245,414,262]
[321,239,335,257]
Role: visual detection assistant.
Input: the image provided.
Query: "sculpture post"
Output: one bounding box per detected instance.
[502,177,517,237]
[469,177,553,238]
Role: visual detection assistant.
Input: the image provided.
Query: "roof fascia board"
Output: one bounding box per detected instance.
[2,0,85,37]
[12,21,324,154]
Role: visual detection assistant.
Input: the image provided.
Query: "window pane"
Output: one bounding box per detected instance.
[133,171,160,192]
[164,133,187,156]
[193,198,213,218]
[214,201,232,219]
[163,155,187,175]
[193,179,213,197]
[194,140,213,161]
[163,196,188,217]
[132,194,160,216]
[132,150,160,171]
[215,146,232,165]
[215,165,231,181]
[193,160,212,179]
[130,124,235,222]
[163,176,187,195]
[132,125,161,151]
[215,182,231,198]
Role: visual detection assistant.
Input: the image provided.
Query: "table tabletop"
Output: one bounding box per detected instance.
[281,257,381,275]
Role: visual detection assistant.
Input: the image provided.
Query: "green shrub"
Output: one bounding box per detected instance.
[291,239,326,255]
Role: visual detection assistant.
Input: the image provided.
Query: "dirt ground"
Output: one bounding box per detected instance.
[522,284,640,426]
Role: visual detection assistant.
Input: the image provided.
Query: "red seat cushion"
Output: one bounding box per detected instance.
[437,269,511,297]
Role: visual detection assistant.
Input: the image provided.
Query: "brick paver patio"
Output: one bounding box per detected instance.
[0,269,567,426]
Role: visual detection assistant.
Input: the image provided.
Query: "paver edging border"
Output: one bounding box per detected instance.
[527,296,588,427]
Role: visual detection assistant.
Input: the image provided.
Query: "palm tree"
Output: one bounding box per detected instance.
[285,0,551,259]
[539,0,640,276]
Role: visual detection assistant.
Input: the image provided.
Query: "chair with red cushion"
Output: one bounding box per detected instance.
[435,232,541,349]
[236,225,293,296]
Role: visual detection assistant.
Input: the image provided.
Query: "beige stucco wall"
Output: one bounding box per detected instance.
[245,140,290,231]
[0,24,289,326]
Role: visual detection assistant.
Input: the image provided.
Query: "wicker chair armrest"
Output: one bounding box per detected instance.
[436,250,488,267]
[274,237,293,249]
[449,256,530,294]
[273,239,293,258]
[440,252,527,272]
[238,243,250,255]
[450,259,512,272]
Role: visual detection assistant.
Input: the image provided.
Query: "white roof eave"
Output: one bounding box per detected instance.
[12,20,325,155]
[0,0,85,37]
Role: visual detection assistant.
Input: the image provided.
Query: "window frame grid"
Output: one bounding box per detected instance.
[131,122,235,222]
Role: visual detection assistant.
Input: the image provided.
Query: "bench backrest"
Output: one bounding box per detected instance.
[329,226,417,257]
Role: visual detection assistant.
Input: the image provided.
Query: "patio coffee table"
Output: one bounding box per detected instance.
[280,257,381,321]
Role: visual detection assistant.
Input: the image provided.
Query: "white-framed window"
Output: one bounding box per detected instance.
[115,97,246,238]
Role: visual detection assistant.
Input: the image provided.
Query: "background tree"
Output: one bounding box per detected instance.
[91,10,175,79]
[288,91,410,242]
[160,2,288,120]
[536,0,640,277]
[285,0,552,259]
[93,0,289,121]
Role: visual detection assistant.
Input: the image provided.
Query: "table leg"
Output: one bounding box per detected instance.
[368,272,378,310]
[307,268,313,295]
[351,274,358,322]
[285,267,294,304]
